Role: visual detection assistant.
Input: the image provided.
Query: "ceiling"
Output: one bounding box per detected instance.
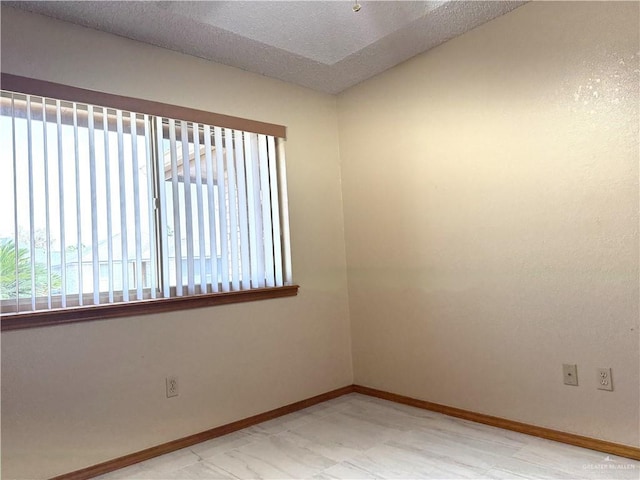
[5,1,526,94]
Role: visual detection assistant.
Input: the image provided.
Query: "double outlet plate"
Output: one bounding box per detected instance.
[166,376,179,398]
[562,364,613,391]
[596,368,613,391]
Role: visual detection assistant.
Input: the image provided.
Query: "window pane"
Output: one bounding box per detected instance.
[1,85,292,315]
[161,121,221,293]
[0,94,154,311]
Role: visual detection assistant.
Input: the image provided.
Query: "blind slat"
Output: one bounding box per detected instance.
[192,123,207,294]
[169,119,183,296]
[11,95,20,306]
[88,105,100,305]
[42,101,53,309]
[276,138,293,285]
[27,96,36,309]
[144,115,157,299]
[251,134,266,288]
[73,103,85,305]
[116,110,129,302]
[267,136,283,287]
[225,128,240,291]
[258,135,275,288]
[156,117,171,299]
[234,131,251,290]
[243,133,260,289]
[203,125,219,293]
[180,121,195,295]
[103,107,115,303]
[56,100,67,308]
[130,113,144,300]
[214,126,230,292]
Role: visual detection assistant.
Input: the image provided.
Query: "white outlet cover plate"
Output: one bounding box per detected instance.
[166,376,179,398]
[597,368,613,391]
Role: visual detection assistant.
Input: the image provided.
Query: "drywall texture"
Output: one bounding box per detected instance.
[0,7,352,480]
[339,1,640,446]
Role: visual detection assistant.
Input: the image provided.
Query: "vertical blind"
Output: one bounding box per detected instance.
[0,90,292,314]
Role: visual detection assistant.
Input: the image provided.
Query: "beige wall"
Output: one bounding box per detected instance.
[339,1,639,447]
[0,7,353,479]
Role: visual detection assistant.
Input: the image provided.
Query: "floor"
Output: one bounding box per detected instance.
[96,393,639,479]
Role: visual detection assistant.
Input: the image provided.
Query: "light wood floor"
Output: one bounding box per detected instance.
[97,393,639,479]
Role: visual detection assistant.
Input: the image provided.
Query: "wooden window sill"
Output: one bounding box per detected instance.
[1,285,299,331]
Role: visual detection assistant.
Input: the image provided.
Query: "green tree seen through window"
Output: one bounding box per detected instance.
[0,238,61,300]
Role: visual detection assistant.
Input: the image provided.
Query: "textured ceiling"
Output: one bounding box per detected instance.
[5,1,526,94]
[157,1,446,65]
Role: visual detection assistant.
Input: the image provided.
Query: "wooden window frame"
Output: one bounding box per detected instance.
[0,73,298,332]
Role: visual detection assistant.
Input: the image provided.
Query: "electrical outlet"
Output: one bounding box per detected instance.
[563,364,578,386]
[166,376,179,398]
[597,368,613,391]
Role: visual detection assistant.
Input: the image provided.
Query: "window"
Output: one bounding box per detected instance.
[0,75,296,329]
